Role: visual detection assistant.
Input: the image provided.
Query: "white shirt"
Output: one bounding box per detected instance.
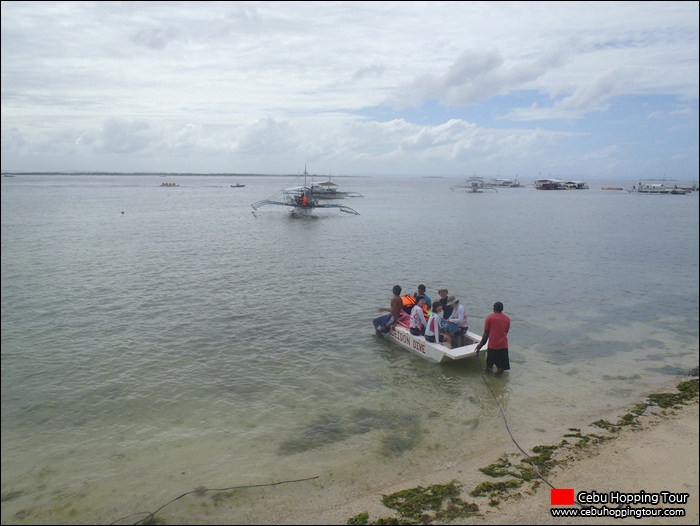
[425,313,441,338]
[410,304,426,329]
[448,303,467,328]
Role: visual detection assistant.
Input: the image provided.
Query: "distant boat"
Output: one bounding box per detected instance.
[564,181,589,189]
[489,177,522,187]
[308,173,363,199]
[309,179,348,199]
[231,183,246,188]
[160,182,179,187]
[602,187,624,190]
[534,178,566,190]
[451,176,498,193]
[535,179,589,190]
[628,183,687,195]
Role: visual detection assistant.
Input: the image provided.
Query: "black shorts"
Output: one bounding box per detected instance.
[410,327,424,336]
[425,334,445,343]
[486,348,510,370]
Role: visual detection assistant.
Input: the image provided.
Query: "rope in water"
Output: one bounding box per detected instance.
[110,475,319,525]
[475,351,590,508]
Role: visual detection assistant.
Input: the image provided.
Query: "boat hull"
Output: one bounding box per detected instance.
[383,324,484,364]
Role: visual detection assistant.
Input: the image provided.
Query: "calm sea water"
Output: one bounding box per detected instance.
[1,174,698,524]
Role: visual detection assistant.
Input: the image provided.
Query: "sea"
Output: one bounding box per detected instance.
[1,173,698,525]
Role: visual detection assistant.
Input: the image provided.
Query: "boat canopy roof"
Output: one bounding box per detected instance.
[284,186,311,194]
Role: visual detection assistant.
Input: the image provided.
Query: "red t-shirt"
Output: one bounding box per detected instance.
[484,312,510,349]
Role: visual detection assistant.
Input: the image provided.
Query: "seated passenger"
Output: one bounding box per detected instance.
[409,297,427,336]
[437,288,453,319]
[373,285,403,337]
[443,297,468,346]
[425,301,452,348]
[413,284,432,312]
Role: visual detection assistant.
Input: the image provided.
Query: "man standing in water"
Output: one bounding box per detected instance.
[475,301,510,375]
[373,285,403,338]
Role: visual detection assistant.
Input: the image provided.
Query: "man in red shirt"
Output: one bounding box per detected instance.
[475,302,511,375]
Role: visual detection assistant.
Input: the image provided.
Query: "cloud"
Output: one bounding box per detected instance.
[97,119,159,154]
[1,1,697,179]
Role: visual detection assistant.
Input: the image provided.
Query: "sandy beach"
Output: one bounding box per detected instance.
[277,377,699,526]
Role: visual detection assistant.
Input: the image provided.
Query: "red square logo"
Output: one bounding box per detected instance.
[551,488,575,505]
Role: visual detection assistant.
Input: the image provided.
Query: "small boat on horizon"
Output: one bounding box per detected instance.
[231,183,245,188]
[564,181,589,189]
[628,182,688,194]
[490,177,522,187]
[534,178,566,190]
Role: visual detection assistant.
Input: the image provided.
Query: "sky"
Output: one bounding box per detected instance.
[1,1,698,180]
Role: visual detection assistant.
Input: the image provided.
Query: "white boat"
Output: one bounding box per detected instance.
[490,177,522,188]
[309,179,349,199]
[231,183,246,188]
[564,181,589,189]
[160,182,179,187]
[628,182,687,194]
[309,176,364,199]
[251,185,359,216]
[378,314,484,364]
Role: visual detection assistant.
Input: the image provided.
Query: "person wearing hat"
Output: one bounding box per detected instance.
[475,302,511,375]
[442,296,468,346]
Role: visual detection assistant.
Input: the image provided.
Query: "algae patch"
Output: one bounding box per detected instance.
[347,481,479,525]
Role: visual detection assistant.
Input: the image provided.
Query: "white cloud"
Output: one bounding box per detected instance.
[1,1,698,179]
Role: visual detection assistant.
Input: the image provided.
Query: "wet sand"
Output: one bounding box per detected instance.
[104,379,698,525]
[274,382,699,525]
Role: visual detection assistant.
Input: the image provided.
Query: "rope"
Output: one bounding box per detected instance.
[475,351,556,489]
[110,475,319,525]
[476,352,594,508]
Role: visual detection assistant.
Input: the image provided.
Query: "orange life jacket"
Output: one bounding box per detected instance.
[401,295,416,308]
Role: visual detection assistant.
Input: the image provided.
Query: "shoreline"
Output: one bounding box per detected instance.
[40,375,699,526]
[274,375,699,525]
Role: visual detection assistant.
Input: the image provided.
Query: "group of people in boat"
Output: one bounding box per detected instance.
[372,284,468,348]
[373,284,512,375]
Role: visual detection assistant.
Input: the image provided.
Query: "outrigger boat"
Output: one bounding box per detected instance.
[251,185,359,216]
[451,176,498,193]
[378,313,484,364]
